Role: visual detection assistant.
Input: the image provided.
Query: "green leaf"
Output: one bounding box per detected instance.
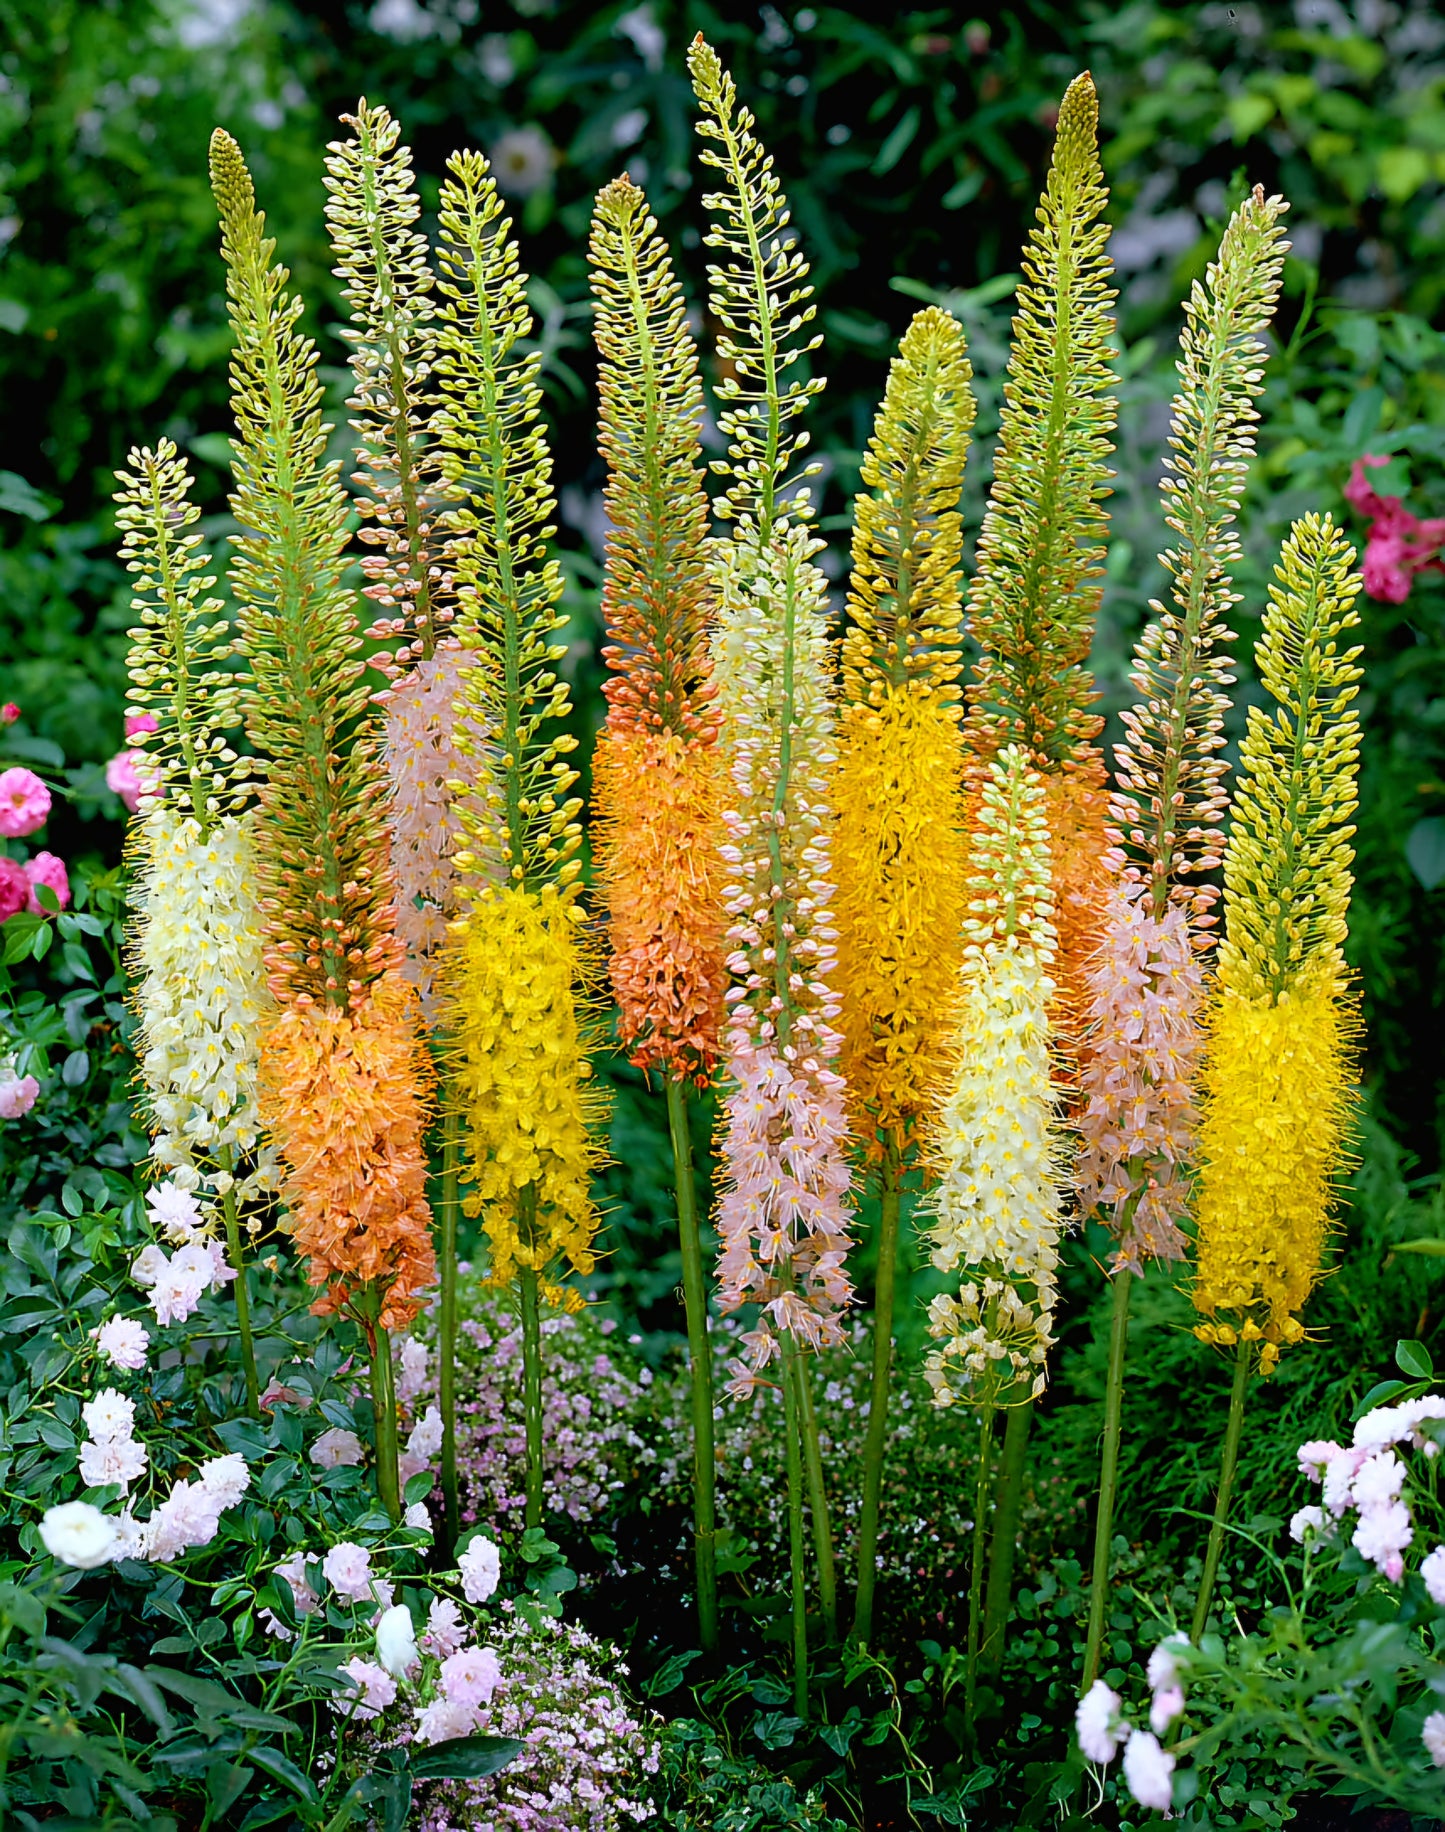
[0,471,55,521]
[247,1744,318,1804]
[115,1663,175,1737]
[1393,1236,1445,1257]
[408,1733,525,1782]
[873,105,920,176]
[1396,1338,1434,1381]
[1356,1378,1409,1415]
[1405,818,1445,891]
[206,1758,253,1818]
[642,1648,699,1698]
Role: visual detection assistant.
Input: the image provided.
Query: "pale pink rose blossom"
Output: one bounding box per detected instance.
[1145,1635,1188,1693]
[311,1428,365,1470]
[458,1535,500,1604]
[414,1695,479,1746]
[1351,1450,1407,1511]
[275,1551,319,1616]
[439,1645,502,1709]
[1424,1710,1445,1768]
[323,1541,376,1603]
[24,851,69,912]
[0,1072,39,1118]
[146,1181,204,1244]
[0,767,51,837]
[147,1263,208,1327]
[1353,1499,1414,1582]
[403,1501,431,1533]
[337,1657,397,1719]
[396,1335,430,1405]
[130,1243,170,1288]
[1076,1679,1127,1764]
[105,750,146,813]
[1149,1687,1185,1735]
[375,1603,419,1677]
[198,1454,250,1510]
[422,1596,466,1659]
[1122,1729,1175,1811]
[1290,1505,1328,1543]
[142,1479,223,1561]
[407,1404,443,1463]
[1419,1545,1445,1605]
[82,1389,137,1443]
[79,1434,148,1494]
[1296,1439,1342,1480]
[92,1316,149,1371]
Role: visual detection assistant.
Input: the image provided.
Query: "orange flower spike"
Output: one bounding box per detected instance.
[588,175,727,1080]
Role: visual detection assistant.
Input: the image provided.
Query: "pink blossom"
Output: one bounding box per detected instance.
[145,1181,203,1243]
[0,857,28,921]
[79,1434,148,1494]
[275,1551,319,1616]
[82,1388,137,1442]
[1290,1505,1328,1543]
[323,1541,376,1602]
[337,1656,397,1719]
[0,703,19,725]
[124,710,158,740]
[92,1316,149,1371]
[24,851,69,913]
[1424,1711,1445,1768]
[1345,454,1445,605]
[1353,1499,1413,1581]
[146,1262,208,1327]
[1149,1686,1185,1735]
[0,1073,39,1119]
[311,1427,365,1470]
[1420,1545,1445,1605]
[422,1596,467,1660]
[198,1453,250,1509]
[414,1695,479,1746]
[1351,1450,1406,1511]
[458,1534,500,1604]
[130,1243,170,1288]
[440,1645,502,1709]
[396,1335,429,1405]
[1076,1679,1127,1763]
[0,767,50,837]
[105,750,146,813]
[1297,1439,1343,1480]
[1076,880,1204,1267]
[407,1403,443,1463]
[1122,1729,1175,1811]
[141,1478,224,1561]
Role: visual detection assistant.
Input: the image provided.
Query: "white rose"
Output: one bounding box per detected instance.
[374,1603,419,1678]
[40,1501,118,1570]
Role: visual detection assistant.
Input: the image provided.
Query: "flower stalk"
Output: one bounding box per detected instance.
[665,1078,719,1649]
[1191,1336,1251,1641]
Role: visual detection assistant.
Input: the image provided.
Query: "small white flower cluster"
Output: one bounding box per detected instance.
[78,1387,148,1495]
[39,1451,250,1569]
[1076,1646,1186,1813]
[130,1181,236,1327]
[1294,1394,1445,1583]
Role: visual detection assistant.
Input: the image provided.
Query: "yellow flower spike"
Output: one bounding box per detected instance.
[833,307,974,1153]
[1193,512,1364,1359]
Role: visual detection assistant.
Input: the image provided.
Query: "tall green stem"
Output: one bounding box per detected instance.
[853,1138,901,1647]
[1191,1338,1252,1643]
[665,1077,719,1652]
[368,1316,401,1523]
[780,1337,810,1716]
[219,1170,260,1420]
[796,1351,838,1642]
[518,1262,545,1531]
[1083,1271,1133,1689]
[438,1106,461,1555]
[965,1405,996,1734]
[982,1398,1032,1677]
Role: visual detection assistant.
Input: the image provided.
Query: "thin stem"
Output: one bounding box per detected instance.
[1083,1271,1133,1690]
[853,1137,902,1646]
[368,1317,401,1523]
[796,1350,839,1642]
[982,1398,1032,1678]
[1191,1338,1252,1642]
[965,1405,996,1734]
[780,1337,810,1717]
[518,1262,545,1531]
[665,1076,719,1653]
[438,1105,461,1555]
[219,1174,260,1420]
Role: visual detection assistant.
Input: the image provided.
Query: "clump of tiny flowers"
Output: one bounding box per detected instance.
[1074,878,1205,1268]
[402,1286,649,1532]
[1293,1393,1445,1584]
[397,1607,660,1831]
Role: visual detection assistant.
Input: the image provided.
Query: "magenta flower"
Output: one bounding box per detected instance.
[1345,454,1445,604]
[0,857,27,922]
[0,703,19,725]
[105,750,145,812]
[25,851,69,913]
[124,710,159,740]
[0,767,51,837]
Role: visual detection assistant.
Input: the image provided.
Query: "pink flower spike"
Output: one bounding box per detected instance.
[25,851,69,913]
[0,767,51,838]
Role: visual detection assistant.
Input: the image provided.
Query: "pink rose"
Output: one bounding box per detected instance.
[439,1646,501,1709]
[0,1074,39,1119]
[0,767,51,837]
[0,857,28,921]
[105,750,145,813]
[124,710,158,739]
[0,703,19,725]
[25,852,69,913]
